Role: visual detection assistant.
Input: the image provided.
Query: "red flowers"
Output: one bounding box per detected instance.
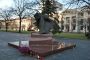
[18,46,30,54]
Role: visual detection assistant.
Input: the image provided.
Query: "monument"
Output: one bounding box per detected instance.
[8,12,76,60]
[34,12,60,34]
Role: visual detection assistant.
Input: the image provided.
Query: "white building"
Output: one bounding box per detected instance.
[59,8,90,33]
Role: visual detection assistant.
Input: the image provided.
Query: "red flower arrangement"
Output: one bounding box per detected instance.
[18,46,30,54]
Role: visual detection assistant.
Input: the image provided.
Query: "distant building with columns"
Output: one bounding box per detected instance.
[58,8,90,33]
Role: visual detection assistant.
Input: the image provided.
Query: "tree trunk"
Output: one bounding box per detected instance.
[5,21,8,32]
[19,17,22,33]
[88,18,90,32]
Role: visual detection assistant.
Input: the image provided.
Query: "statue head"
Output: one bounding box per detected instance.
[34,13,41,29]
[34,13,41,20]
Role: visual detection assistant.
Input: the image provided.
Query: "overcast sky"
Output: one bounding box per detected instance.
[0,0,65,9]
[0,0,14,9]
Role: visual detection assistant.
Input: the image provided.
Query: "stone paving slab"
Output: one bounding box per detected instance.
[0,32,90,60]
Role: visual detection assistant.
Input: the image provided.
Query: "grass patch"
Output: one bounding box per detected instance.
[0,30,31,34]
[54,33,87,40]
[20,31,31,34]
[0,30,88,40]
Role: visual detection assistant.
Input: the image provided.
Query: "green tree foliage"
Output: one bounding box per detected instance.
[42,0,57,15]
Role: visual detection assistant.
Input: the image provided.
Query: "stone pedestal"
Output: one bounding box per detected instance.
[8,32,76,57]
[30,32,53,41]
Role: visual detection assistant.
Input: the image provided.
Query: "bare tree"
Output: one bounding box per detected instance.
[0,9,12,32]
[12,0,27,33]
[12,0,35,33]
[63,0,90,9]
[70,0,90,6]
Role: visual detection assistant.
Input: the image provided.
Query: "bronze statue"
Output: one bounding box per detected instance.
[34,12,60,34]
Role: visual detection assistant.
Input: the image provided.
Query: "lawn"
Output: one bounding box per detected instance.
[54,33,87,40]
[0,30,31,34]
[0,30,88,40]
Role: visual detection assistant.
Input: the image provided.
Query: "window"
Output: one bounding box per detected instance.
[87,26,89,30]
[80,26,83,30]
[78,12,83,16]
[72,16,76,23]
[73,19,76,23]
[88,11,90,15]
[87,18,90,25]
[66,17,70,23]
[66,25,69,32]
[72,16,76,18]
[79,19,83,25]
[73,25,76,30]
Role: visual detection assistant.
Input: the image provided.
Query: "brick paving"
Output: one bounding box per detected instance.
[0,32,90,60]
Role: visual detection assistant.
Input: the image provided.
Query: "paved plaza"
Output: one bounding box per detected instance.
[0,32,90,60]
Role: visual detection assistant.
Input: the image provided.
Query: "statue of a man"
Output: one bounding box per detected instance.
[34,12,60,34]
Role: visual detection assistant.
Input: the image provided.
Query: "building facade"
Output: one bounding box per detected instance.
[59,9,90,33]
[0,17,32,31]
